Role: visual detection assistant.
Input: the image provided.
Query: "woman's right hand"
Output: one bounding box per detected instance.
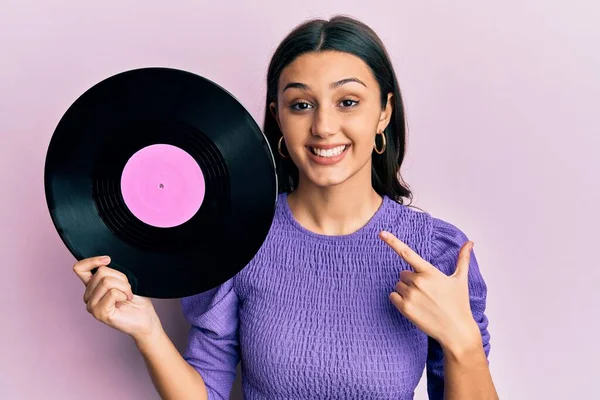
[73,255,162,342]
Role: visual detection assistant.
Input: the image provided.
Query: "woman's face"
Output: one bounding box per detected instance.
[271,50,393,189]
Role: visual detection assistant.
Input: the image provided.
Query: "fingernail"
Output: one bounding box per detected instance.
[101,256,110,263]
[380,231,390,239]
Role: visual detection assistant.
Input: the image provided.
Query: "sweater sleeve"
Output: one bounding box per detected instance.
[180,277,240,400]
[426,217,491,400]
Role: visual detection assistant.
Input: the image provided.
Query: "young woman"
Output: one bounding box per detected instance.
[74,15,498,400]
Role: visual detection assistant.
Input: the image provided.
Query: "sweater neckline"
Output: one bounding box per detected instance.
[278,191,391,242]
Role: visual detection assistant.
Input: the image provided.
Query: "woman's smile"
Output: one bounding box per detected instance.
[305,143,351,165]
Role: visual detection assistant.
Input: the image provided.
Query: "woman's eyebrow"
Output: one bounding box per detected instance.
[282,77,367,93]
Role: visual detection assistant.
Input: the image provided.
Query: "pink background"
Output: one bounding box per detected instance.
[1,1,598,399]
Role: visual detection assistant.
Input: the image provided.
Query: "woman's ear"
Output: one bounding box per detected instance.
[378,92,394,132]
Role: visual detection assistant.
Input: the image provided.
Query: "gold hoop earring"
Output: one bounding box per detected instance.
[373,131,387,155]
[278,136,290,158]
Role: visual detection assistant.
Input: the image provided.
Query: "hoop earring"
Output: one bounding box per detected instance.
[278,136,290,158]
[373,130,387,155]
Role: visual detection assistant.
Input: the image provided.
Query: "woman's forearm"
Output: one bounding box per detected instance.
[442,337,499,400]
[135,327,208,400]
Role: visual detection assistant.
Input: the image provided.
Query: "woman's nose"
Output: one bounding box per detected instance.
[311,105,339,138]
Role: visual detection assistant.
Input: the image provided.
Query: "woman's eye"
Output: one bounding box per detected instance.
[291,102,312,111]
[340,99,359,108]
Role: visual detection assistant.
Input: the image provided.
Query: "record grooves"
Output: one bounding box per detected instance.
[92,118,230,253]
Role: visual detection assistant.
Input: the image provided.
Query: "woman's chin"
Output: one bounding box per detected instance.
[295,154,371,189]
[302,170,353,189]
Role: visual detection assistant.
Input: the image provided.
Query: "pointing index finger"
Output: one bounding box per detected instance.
[73,255,111,285]
[379,231,431,273]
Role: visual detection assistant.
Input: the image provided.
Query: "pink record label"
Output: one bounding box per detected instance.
[120,144,206,228]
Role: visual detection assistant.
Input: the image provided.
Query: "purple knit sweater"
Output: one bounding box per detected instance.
[181,193,491,400]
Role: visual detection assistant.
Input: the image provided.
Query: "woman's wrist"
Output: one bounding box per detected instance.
[439,321,484,362]
[133,321,166,353]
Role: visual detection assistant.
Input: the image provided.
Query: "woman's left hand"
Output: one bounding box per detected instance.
[379,231,481,351]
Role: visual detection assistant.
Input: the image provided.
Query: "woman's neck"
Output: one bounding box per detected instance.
[287,173,383,236]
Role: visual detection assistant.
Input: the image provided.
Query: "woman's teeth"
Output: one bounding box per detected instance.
[310,145,348,158]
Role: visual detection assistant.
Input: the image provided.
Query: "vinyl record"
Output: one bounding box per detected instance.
[44,67,278,299]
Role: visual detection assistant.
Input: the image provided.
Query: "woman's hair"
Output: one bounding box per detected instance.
[263,15,415,206]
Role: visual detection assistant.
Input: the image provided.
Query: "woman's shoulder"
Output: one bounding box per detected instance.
[385,197,469,240]
[384,198,473,265]
[180,277,237,325]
